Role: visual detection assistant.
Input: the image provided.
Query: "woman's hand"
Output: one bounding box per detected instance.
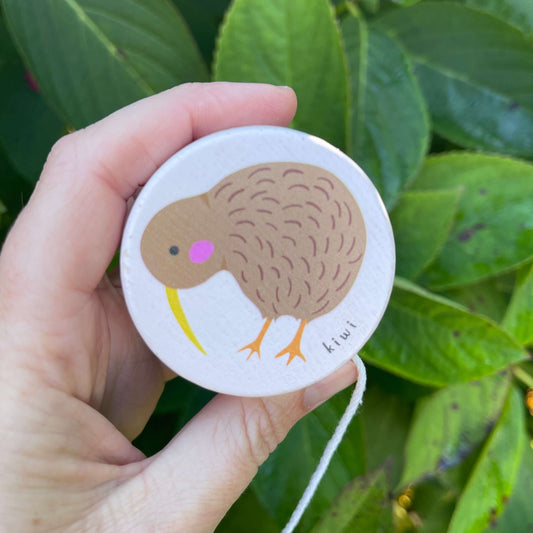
[0,82,357,531]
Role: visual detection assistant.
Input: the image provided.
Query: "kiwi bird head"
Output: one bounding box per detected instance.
[140,194,225,289]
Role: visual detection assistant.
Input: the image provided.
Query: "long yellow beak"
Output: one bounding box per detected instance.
[165,286,207,355]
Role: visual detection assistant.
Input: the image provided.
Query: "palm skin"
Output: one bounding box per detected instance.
[0,190,165,529]
[0,83,357,531]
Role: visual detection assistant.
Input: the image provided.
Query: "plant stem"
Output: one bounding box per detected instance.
[336,0,361,19]
[513,366,533,389]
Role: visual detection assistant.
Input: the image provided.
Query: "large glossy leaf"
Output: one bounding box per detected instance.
[400,371,510,486]
[134,379,213,457]
[2,0,208,128]
[172,0,230,64]
[442,278,511,323]
[213,0,348,150]
[408,478,457,533]
[437,0,533,35]
[390,190,460,280]
[448,386,526,533]
[0,150,18,241]
[362,278,527,386]
[360,380,413,487]
[132,411,182,458]
[311,465,393,533]
[341,14,429,207]
[0,145,33,215]
[252,388,365,530]
[360,0,381,14]
[377,3,533,157]
[367,364,436,403]
[412,153,533,289]
[154,377,214,425]
[502,263,533,345]
[0,197,7,241]
[409,446,486,533]
[0,19,64,182]
[216,488,279,533]
[491,442,533,532]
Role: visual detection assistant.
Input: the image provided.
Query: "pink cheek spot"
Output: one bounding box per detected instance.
[189,240,215,264]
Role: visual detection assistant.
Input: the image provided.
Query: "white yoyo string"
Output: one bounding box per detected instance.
[282,354,367,533]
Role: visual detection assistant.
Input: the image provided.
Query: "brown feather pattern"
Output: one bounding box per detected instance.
[208,162,366,320]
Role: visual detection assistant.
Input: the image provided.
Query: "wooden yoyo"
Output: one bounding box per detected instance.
[121,126,395,397]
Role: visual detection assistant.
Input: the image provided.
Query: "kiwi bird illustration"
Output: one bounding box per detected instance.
[141,162,366,364]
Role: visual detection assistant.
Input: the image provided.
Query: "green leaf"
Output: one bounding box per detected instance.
[441,278,511,323]
[217,488,279,533]
[154,377,214,427]
[401,371,511,486]
[465,0,533,33]
[391,0,422,6]
[437,0,533,35]
[172,0,230,65]
[409,444,488,532]
[0,18,64,182]
[410,443,486,532]
[409,478,458,533]
[367,364,436,402]
[341,14,429,207]
[491,441,533,532]
[448,386,526,533]
[214,0,348,150]
[377,3,533,157]
[2,0,208,128]
[132,411,181,457]
[0,196,8,244]
[515,360,533,390]
[411,153,533,289]
[360,0,381,14]
[311,465,393,533]
[134,378,213,457]
[0,145,33,215]
[390,190,460,280]
[362,278,527,386]
[360,380,413,487]
[502,263,533,345]
[252,388,365,530]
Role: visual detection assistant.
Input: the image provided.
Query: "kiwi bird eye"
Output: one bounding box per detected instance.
[169,245,179,256]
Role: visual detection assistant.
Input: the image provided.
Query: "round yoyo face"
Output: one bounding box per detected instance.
[121,126,395,397]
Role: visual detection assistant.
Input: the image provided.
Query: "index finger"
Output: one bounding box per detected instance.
[1,83,297,296]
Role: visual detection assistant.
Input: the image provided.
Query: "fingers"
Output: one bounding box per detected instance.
[110,362,357,532]
[0,83,297,297]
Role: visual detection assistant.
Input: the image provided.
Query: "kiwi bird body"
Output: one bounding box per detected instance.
[141,162,366,362]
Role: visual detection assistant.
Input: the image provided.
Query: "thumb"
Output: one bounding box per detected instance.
[108,362,357,531]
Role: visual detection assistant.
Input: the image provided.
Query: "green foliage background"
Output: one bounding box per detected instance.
[1,0,533,531]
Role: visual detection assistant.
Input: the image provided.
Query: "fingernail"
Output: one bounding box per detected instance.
[277,85,293,90]
[304,361,358,411]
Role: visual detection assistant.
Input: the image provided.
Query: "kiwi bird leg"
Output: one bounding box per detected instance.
[238,318,273,360]
[275,320,307,365]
